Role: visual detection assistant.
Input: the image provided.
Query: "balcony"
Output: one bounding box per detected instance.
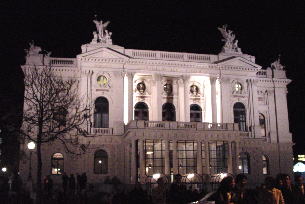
[91,128,113,135]
[126,120,239,131]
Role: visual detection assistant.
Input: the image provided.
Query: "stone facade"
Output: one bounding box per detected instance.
[19,21,293,187]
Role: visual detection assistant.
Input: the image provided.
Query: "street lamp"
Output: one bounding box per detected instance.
[27,141,36,180]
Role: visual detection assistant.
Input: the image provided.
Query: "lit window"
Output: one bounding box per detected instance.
[262,155,269,175]
[51,153,64,175]
[94,150,108,174]
[209,141,228,174]
[177,141,197,175]
[233,102,247,131]
[259,113,266,137]
[239,152,250,174]
[144,140,165,176]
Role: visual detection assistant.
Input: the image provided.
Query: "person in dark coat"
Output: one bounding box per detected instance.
[293,175,305,204]
[281,174,295,204]
[62,172,69,195]
[167,174,187,204]
[208,176,237,204]
[69,174,76,195]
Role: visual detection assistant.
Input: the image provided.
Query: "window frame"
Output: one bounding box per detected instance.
[94,150,108,174]
[51,153,64,175]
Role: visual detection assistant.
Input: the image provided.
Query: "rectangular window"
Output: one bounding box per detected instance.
[209,141,228,174]
[144,140,165,176]
[201,142,206,170]
[177,141,197,175]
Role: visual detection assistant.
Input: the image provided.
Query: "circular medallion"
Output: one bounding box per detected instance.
[190,85,199,95]
[97,75,108,86]
[163,83,173,94]
[234,82,242,93]
[137,82,146,94]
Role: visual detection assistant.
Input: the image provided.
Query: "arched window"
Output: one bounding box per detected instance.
[51,153,64,175]
[259,113,266,137]
[190,104,202,122]
[162,103,176,121]
[94,150,108,174]
[94,97,109,128]
[239,152,250,174]
[134,102,149,121]
[233,102,247,131]
[262,155,269,175]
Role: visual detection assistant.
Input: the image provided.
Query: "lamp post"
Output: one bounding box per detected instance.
[27,141,36,180]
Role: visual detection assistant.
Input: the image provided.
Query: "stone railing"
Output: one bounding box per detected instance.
[126,120,239,131]
[49,58,77,67]
[91,128,113,135]
[125,49,216,63]
[256,70,267,78]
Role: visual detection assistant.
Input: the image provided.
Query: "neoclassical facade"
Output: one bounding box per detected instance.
[19,21,292,186]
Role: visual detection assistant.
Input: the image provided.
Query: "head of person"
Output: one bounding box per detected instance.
[276,174,284,187]
[265,176,276,190]
[219,176,235,192]
[157,178,165,187]
[282,174,292,187]
[174,174,182,183]
[295,175,304,185]
[235,174,248,188]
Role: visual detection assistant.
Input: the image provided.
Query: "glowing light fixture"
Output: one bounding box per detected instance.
[219,173,228,180]
[146,151,153,155]
[98,160,102,164]
[27,141,36,150]
[187,173,195,179]
[1,167,7,172]
[152,173,161,180]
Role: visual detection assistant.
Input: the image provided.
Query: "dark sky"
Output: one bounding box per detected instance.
[0,1,304,153]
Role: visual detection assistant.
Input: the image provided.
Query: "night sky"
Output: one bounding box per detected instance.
[0,1,304,154]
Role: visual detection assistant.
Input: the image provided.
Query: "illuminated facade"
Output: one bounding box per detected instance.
[19,21,293,186]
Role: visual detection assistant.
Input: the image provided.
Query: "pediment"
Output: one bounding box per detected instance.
[78,47,129,60]
[215,56,262,69]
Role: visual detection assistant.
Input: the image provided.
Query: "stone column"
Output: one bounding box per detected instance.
[227,141,233,174]
[127,72,134,122]
[234,141,240,174]
[178,78,185,121]
[220,77,231,123]
[204,141,210,174]
[184,76,190,122]
[152,74,162,121]
[139,139,145,183]
[172,140,178,174]
[210,77,217,123]
[130,140,137,184]
[196,140,202,175]
[164,140,170,175]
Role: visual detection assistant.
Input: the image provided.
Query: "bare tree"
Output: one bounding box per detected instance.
[22,65,89,203]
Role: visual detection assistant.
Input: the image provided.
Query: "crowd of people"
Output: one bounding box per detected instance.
[1,172,305,203]
[206,173,305,204]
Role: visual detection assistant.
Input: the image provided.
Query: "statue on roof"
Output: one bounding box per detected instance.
[218,25,241,53]
[271,55,285,70]
[93,16,110,42]
[25,40,42,55]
